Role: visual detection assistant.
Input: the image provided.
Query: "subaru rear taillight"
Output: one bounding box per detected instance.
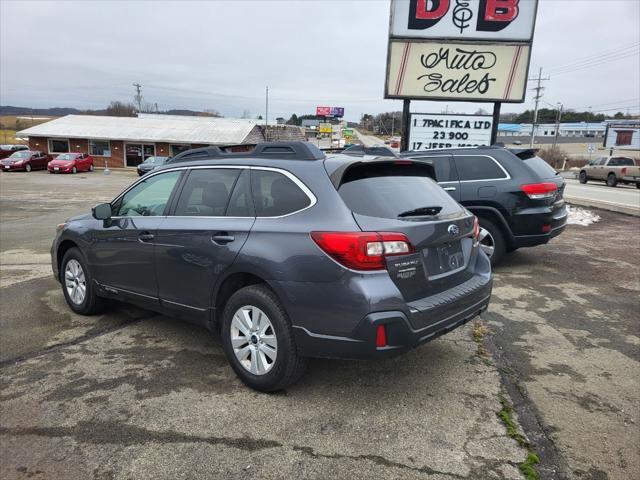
[310,232,414,271]
[520,182,558,200]
[472,217,480,242]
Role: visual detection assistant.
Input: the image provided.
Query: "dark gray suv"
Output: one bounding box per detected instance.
[51,142,492,391]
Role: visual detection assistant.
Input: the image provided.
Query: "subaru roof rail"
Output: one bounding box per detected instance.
[165,141,325,163]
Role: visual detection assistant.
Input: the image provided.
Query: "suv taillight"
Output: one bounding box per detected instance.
[520,182,557,200]
[472,217,480,243]
[311,232,414,271]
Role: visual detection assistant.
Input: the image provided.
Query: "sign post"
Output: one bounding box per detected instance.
[385,0,538,151]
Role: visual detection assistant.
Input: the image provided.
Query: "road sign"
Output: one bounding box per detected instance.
[408,113,493,150]
[319,123,332,134]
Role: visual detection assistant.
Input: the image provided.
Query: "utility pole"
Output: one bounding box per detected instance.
[553,103,563,148]
[528,67,549,147]
[265,86,269,142]
[132,83,143,112]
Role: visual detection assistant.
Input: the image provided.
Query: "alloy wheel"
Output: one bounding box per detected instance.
[230,305,277,375]
[64,259,87,305]
[478,227,495,258]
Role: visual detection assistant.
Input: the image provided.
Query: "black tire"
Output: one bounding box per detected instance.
[478,218,506,267]
[579,171,588,184]
[60,247,105,315]
[636,182,640,189]
[607,173,617,187]
[221,284,307,392]
[25,163,32,172]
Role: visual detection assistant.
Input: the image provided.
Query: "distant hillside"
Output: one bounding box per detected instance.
[1,105,220,117]
[0,106,82,116]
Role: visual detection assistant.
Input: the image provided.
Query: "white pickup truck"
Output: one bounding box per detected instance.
[579,156,640,188]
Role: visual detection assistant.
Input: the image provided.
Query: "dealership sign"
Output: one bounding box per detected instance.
[408,113,493,150]
[390,0,538,41]
[386,40,529,101]
[316,106,344,117]
[385,0,536,103]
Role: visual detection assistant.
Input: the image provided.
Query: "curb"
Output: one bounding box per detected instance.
[565,196,640,217]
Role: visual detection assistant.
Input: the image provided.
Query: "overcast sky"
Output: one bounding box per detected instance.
[1,0,639,121]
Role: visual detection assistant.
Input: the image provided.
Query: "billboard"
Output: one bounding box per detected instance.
[316,106,345,117]
[386,40,529,102]
[408,113,493,150]
[390,0,538,41]
[319,123,333,133]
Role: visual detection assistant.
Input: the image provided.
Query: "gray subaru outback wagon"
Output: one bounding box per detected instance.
[51,142,492,391]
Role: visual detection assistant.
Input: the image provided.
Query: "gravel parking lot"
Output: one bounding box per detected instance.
[1,170,638,480]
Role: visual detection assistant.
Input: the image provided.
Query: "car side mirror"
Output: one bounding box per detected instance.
[92,203,112,220]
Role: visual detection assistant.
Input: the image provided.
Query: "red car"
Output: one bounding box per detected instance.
[1,150,50,172]
[48,153,94,174]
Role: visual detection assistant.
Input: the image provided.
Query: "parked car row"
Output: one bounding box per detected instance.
[0,147,94,173]
[51,141,566,391]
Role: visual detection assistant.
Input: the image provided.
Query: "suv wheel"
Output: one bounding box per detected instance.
[61,247,105,315]
[478,219,506,266]
[221,284,307,392]
[579,171,588,184]
[607,173,618,187]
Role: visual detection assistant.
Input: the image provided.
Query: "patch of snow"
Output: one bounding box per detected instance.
[567,205,600,226]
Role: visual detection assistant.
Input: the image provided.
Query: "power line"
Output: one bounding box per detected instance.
[549,49,640,76]
[546,41,640,72]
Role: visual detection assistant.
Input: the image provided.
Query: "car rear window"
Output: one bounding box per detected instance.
[523,156,559,178]
[337,162,461,219]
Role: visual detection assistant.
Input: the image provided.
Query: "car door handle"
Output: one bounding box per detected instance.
[443,187,456,191]
[212,234,235,245]
[138,232,155,242]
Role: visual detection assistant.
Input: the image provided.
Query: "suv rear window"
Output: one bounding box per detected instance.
[523,156,559,178]
[338,162,461,219]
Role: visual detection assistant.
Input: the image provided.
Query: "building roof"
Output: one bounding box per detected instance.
[17,114,261,145]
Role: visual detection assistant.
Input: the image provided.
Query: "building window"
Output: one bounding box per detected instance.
[89,140,111,156]
[48,139,69,154]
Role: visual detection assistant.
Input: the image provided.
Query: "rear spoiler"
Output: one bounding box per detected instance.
[325,157,436,189]
[508,148,539,160]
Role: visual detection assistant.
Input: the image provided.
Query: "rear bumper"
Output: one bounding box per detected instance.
[511,203,568,248]
[292,273,492,360]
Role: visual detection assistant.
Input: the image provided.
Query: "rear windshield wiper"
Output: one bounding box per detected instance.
[397,206,442,218]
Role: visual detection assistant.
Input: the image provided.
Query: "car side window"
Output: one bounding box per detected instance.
[454,156,507,181]
[599,158,607,165]
[174,168,240,217]
[251,170,311,217]
[114,170,181,217]
[226,169,253,217]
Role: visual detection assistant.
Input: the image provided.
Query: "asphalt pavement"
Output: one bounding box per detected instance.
[1,169,638,480]
[564,179,640,216]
